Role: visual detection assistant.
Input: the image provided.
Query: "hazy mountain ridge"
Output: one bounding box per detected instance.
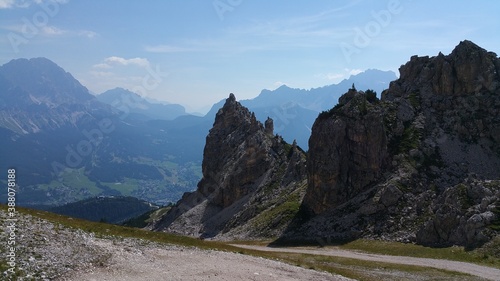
[0,58,203,207]
[241,69,397,148]
[97,87,187,121]
[244,69,396,112]
[0,58,112,134]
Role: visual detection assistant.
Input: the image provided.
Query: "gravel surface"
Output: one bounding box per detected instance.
[0,209,351,281]
[1,210,110,280]
[62,238,352,281]
[231,244,500,281]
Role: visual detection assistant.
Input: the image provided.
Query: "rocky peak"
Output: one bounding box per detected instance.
[264,117,274,136]
[382,40,500,175]
[0,57,109,134]
[383,40,500,101]
[154,93,307,239]
[0,57,94,106]
[304,90,388,215]
[296,40,500,248]
[201,93,269,207]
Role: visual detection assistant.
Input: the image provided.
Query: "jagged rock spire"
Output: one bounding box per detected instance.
[264,117,274,136]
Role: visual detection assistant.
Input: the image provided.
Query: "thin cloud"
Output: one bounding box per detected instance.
[319,68,364,82]
[325,73,344,80]
[79,30,98,39]
[347,68,362,76]
[225,4,356,42]
[89,70,114,78]
[1,23,97,39]
[105,56,150,68]
[0,0,16,8]
[41,25,65,35]
[92,63,111,69]
[94,56,151,69]
[0,0,68,9]
[144,5,358,56]
[144,44,196,53]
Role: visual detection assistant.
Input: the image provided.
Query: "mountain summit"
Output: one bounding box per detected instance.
[0,58,94,107]
[153,93,307,239]
[291,40,500,248]
[0,57,108,134]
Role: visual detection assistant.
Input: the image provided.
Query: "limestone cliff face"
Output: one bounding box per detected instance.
[293,40,500,248]
[304,89,388,214]
[198,93,271,208]
[153,94,307,239]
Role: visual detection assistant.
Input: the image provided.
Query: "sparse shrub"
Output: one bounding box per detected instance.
[390,124,421,154]
[365,89,379,103]
[489,203,500,231]
[318,105,341,120]
[408,92,420,108]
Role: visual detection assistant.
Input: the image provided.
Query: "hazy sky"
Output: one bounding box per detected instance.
[1,0,499,113]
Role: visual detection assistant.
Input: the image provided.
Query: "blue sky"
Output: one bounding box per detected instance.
[1,0,499,113]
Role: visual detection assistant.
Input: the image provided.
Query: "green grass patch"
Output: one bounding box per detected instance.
[39,168,102,195]
[251,182,305,231]
[265,252,475,281]
[338,239,500,268]
[101,178,140,196]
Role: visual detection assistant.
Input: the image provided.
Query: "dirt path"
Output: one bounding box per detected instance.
[230,244,500,281]
[62,239,354,281]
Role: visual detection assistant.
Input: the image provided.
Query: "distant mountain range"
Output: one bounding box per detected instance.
[0,58,205,207]
[97,87,186,121]
[202,69,397,148]
[0,57,396,208]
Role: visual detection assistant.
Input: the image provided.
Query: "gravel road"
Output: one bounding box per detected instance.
[62,239,353,281]
[230,244,500,281]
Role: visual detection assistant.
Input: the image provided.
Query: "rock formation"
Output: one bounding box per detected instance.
[305,88,388,214]
[285,40,500,248]
[154,40,499,249]
[153,93,307,239]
